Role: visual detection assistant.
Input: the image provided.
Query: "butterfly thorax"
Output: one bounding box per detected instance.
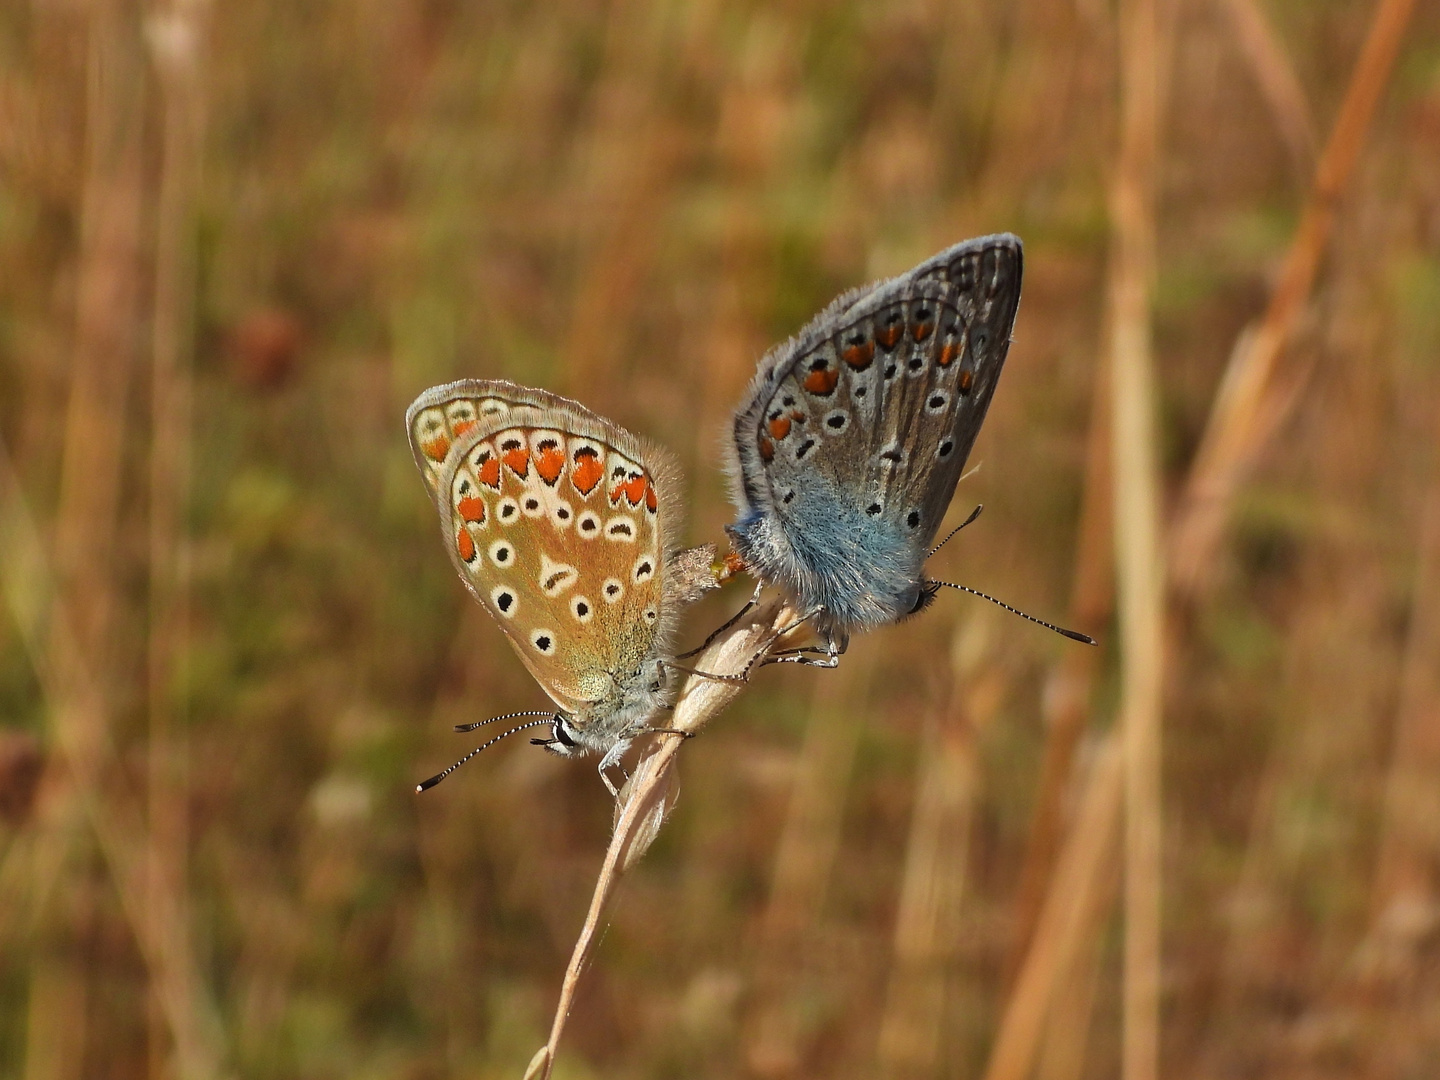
[548,656,670,759]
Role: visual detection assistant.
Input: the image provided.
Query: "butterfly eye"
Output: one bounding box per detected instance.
[488,540,513,566]
[605,518,636,543]
[939,439,955,458]
[522,496,544,517]
[632,556,655,584]
[497,497,520,522]
[602,578,625,603]
[490,586,517,617]
[570,596,593,623]
[823,410,848,433]
[926,392,949,413]
[530,629,556,655]
[577,511,602,537]
[907,510,921,529]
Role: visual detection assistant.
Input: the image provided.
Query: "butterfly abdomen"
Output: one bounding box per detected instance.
[727,478,924,638]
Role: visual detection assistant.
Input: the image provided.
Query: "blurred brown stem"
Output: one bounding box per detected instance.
[1006,330,1114,986]
[145,2,212,1077]
[526,597,796,1080]
[1215,0,1316,178]
[983,736,1124,1080]
[1168,0,1419,597]
[1111,0,1165,1078]
[876,614,1004,1079]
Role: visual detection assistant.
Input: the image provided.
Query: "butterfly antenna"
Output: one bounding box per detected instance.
[928,504,984,557]
[928,580,1097,645]
[453,709,556,734]
[416,718,555,792]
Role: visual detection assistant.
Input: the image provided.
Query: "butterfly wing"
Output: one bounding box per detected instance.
[728,234,1022,633]
[406,379,609,500]
[434,403,680,727]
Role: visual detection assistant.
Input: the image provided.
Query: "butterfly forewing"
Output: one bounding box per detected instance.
[437,414,669,717]
[406,379,609,499]
[748,235,1021,550]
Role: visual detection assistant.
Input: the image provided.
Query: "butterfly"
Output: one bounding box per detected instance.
[724,233,1087,665]
[407,380,717,793]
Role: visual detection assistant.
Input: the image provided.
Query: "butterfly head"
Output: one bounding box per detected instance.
[532,656,671,759]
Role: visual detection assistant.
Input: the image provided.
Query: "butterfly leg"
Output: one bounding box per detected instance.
[597,739,634,797]
[663,605,828,684]
[760,633,845,670]
[676,583,764,659]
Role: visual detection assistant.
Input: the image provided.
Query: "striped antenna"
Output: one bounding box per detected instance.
[417,718,555,792]
[928,580,1097,645]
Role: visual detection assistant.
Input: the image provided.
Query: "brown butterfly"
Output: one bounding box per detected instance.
[407,380,716,793]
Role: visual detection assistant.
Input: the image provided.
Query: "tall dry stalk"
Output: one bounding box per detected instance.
[875,612,1004,1078]
[1215,0,1315,178]
[1168,0,1419,597]
[745,649,872,1077]
[1007,334,1114,984]
[982,736,1124,1080]
[524,598,797,1080]
[1110,1,1165,1078]
[27,2,148,1075]
[145,2,214,1076]
[1361,390,1440,979]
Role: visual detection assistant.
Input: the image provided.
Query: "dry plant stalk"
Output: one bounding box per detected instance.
[146,1,213,1073]
[1006,334,1114,983]
[525,596,798,1080]
[1364,418,1440,972]
[876,613,1003,1078]
[1216,0,1316,176]
[982,736,1124,1080]
[746,651,870,1076]
[1110,1,1165,1078]
[1169,0,1419,596]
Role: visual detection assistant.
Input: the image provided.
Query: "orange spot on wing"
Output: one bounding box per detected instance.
[876,322,903,349]
[958,369,974,394]
[759,436,774,462]
[458,496,486,524]
[422,435,450,462]
[571,448,603,495]
[624,473,647,506]
[803,367,839,395]
[768,415,792,440]
[841,340,875,369]
[457,527,475,563]
[452,418,478,438]
[535,442,565,485]
[938,342,960,367]
[477,454,501,489]
[912,319,934,342]
[502,446,530,477]
[645,481,657,513]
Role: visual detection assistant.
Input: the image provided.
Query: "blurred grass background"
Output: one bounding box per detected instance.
[3,0,1440,1077]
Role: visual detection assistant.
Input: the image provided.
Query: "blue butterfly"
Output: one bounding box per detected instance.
[722,234,1089,666]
